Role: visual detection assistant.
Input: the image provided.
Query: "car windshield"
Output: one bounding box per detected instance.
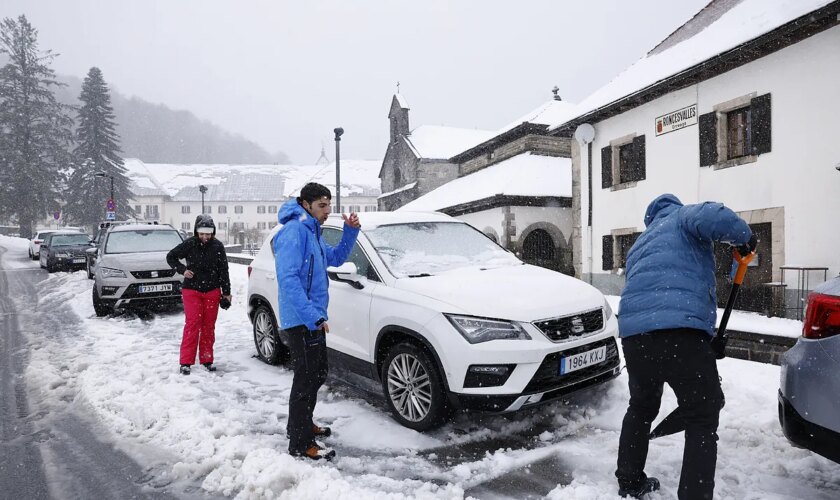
[105,230,183,254]
[35,232,54,240]
[366,222,520,277]
[51,234,91,246]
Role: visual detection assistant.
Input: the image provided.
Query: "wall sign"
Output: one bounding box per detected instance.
[655,104,697,136]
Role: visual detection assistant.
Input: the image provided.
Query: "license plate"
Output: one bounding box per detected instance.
[72,258,85,264]
[138,284,172,293]
[560,345,606,375]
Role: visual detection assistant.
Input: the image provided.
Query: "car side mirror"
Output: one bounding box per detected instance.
[85,247,97,255]
[328,262,364,289]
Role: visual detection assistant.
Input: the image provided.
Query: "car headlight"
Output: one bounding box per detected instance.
[445,314,531,344]
[604,298,614,321]
[101,267,126,278]
[56,252,70,258]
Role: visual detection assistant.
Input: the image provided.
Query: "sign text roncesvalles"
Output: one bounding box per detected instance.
[655,104,697,136]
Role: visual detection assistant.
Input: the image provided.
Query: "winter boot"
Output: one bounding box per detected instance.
[291,443,336,461]
[203,362,217,372]
[180,365,191,375]
[619,477,660,498]
[312,424,332,437]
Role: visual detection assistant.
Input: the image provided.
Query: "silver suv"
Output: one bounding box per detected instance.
[90,224,185,316]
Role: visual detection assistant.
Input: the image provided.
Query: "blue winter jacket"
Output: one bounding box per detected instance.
[618,194,752,338]
[272,199,359,330]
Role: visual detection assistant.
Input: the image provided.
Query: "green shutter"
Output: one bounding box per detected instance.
[602,235,614,270]
[699,112,717,166]
[751,93,771,155]
[601,146,613,188]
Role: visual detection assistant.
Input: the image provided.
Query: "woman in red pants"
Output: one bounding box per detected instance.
[167,214,231,375]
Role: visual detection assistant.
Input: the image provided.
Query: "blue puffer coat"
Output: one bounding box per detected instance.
[272,199,359,330]
[618,194,752,338]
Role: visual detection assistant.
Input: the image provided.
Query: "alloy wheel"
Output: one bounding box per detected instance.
[386,353,433,422]
[254,309,276,359]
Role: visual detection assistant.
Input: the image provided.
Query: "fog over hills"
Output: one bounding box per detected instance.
[55,75,289,165]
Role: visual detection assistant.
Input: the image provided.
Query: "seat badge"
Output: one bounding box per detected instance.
[571,316,585,334]
[151,271,158,278]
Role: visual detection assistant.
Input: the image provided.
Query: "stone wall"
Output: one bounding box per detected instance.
[460,135,571,176]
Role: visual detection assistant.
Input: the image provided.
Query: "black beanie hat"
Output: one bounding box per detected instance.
[194,214,216,237]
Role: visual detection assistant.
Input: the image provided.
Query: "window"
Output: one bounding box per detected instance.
[257,205,266,214]
[602,231,641,271]
[181,205,191,214]
[257,222,266,229]
[232,222,244,231]
[321,228,380,282]
[349,205,360,213]
[182,222,191,230]
[204,205,212,214]
[601,134,646,189]
[364,205,377,212]
[699,93,771,168]
[268,205,277,213]
[234,206,243,214]
[218,222,227,230]
[145,205,159,219]
[134,205,141,214]
[218,205,227,214]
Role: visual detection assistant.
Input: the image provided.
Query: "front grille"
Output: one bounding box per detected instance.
[523,337,619,393]
[130,269,176,279]
[535,308,604,342]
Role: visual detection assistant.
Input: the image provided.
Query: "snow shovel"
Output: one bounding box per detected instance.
[648,248,755,440]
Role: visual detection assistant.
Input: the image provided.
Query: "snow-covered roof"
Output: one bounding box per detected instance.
[404,125,494,160]
[394,93,409,109]
[398,153,571,212]
[378,181,418,199]
[549,0,834,130]
[124,158,381,202]
[497,99,579,136]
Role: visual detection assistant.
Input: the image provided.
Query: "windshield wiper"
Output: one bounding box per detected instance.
[407,273,433,278]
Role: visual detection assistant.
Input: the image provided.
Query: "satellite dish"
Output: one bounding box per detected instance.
[574,123,595,144]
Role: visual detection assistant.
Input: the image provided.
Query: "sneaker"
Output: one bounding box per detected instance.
[619,477,660,498]
[312,424,332,437]
[203,363,217,372]
[180,365,191,375]
[291,443,336,461]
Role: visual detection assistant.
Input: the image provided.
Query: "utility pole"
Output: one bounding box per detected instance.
[334,127,344,212]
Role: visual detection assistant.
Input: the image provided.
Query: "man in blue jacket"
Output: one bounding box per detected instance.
[615,194,755,499]
[273,182,360,461]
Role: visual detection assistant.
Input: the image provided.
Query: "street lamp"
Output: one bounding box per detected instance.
[199,185,208,213]
[334,127,344,212]
[95,171,115,218]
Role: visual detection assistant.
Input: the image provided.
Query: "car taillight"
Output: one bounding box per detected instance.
[34,240,42,244]
[802,292,840,339]
[247,265,252,278]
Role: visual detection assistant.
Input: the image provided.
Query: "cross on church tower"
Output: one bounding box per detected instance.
[396,81,400,93]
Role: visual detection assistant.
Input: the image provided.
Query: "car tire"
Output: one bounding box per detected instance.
[381,342,452,431]
[29,248,37,260]
[46,260,57,273]
[252,304,288,365]
[86,260,94,280]
[92,286,113,317]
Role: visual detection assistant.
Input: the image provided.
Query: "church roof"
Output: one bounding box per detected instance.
[403,125,494,161]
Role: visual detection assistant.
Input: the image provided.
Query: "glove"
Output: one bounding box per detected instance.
[735,234,757,258]
[219,296,231,310]
[710,335,727,359]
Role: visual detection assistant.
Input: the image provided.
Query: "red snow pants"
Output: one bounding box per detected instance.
[180,288,222,365]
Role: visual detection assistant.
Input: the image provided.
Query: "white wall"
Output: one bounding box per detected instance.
[584,25,840,282]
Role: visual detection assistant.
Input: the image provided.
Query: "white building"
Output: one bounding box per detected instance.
[547,0,840,316]
[124,158,382,245]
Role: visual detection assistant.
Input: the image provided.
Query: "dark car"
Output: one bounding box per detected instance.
[39,231,93,273]
[779,275,840,464]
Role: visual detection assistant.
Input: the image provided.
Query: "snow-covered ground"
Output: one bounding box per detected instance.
[1,234,836,499]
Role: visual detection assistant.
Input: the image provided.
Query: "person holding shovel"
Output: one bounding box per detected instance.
[615,193,755,499]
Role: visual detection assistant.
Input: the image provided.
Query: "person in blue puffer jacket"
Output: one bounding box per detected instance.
[615,193,755,500]
[272,182,360,461]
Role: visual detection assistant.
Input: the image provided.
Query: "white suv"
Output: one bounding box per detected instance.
[247,211,619,430]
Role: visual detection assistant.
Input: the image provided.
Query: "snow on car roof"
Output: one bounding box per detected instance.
[324,210,457,230]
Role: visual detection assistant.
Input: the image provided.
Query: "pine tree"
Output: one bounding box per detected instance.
[64,67,133,228]
[0,15,74,238]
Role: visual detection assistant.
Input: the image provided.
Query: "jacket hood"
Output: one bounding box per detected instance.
[278,198,311,225]
[194,214,216,237]
[644,193,683,227]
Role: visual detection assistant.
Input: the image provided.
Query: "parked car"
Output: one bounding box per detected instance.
[779,275,840,464]
[247,211,620,430]
[29,227,85,260]
[39,231,93,272]
[87,220,158,279]
[90,224,185,316]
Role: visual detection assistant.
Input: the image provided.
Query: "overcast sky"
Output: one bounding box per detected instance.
[1,0,709,164]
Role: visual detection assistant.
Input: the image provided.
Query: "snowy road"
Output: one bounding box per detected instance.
[1,234,838,499]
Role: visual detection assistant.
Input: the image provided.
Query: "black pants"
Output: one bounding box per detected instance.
[616,329,724,500]
[286,326,328,454]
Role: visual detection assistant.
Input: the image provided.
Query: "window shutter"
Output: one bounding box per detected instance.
[699,112,717,166]
[750,93,771,155]
[628,135,646,182]
[602,235,614,271]
[601,146,613,188]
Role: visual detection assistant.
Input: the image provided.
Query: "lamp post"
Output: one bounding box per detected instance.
[199,185,208,214]
[334,127,344,212]
[95,171,115,218]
